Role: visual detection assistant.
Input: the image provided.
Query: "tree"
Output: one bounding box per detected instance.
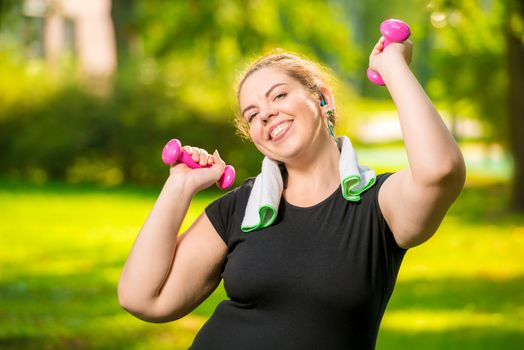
[506,0,524,210]
[429,0,524,211]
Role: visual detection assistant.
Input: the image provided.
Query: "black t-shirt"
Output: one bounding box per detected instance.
[189,172,406,350]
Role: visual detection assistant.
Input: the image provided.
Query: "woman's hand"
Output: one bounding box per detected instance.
[168,146,226,193]
[369,36,413,76]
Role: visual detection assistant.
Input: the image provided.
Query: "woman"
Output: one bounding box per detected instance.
[118,38,466,349]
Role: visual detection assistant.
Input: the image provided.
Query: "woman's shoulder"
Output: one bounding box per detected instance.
[241,176,256,188]
[376,172,395,186]
[213,176,256,204]
[236,176,257,194]
[358,172,395,203]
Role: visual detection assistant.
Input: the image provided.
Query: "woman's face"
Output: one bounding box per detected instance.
[238,67,324,163]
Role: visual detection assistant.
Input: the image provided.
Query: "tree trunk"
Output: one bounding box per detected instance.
[507,1,524,211]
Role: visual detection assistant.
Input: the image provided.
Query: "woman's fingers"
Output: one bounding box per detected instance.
[200,151,214,164]
[194,148,208,166]
[183,146,214,166]
[371,36,385,55]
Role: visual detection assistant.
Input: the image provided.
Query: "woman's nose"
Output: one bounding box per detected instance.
[260,105,278,123]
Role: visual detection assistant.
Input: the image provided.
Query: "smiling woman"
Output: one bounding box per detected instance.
[235,54,340,184]
[234,52,337,145]
[118,43,466,350]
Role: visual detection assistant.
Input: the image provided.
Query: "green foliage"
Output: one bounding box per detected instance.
[0,0,518,186]
[427,0,510,143]
[0,54,262,186]
[1,0,362,186]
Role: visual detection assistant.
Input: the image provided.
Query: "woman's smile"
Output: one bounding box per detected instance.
[269,120,293,141]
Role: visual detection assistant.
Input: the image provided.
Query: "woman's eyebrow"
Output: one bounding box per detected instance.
[241,83,288,117]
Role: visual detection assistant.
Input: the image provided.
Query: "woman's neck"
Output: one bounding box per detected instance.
[282,134,341,201]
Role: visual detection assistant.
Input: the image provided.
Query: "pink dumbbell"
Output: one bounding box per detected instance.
[162,139,236,190]
[367,19,411,86]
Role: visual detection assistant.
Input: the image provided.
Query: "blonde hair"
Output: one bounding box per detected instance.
[234,49,336,140]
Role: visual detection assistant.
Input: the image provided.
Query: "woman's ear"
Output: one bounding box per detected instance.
[319,86,335,109]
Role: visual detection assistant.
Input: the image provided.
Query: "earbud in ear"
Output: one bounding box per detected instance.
[320,94,326,107]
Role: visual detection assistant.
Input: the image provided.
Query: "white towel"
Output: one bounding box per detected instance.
[241,135,376,232]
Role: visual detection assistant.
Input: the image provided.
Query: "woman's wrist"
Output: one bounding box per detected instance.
[378,55,411,84]
[165,174,197,198]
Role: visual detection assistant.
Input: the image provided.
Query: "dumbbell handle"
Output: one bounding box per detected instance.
[162,139,235,190]
[367,19,411,86]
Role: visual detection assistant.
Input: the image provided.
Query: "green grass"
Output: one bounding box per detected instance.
[1,176,523,349]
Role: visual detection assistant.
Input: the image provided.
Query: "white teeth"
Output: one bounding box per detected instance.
[270,121,291,139]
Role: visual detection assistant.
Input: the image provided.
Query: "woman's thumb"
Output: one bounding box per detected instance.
[212,149,224,167]
[213,149,222,161]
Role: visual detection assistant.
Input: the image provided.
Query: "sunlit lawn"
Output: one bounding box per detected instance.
[1,165,523,349]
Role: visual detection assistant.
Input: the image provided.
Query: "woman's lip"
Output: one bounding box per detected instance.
[270,121,293,142]
[268,120,293,139]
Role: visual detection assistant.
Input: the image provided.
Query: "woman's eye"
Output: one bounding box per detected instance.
[248,112,258,123]
[274,93,287,100]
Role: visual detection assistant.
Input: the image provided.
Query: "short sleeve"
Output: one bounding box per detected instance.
[372,172,407,256]
[205,189,238,245]
[204,178,254,245]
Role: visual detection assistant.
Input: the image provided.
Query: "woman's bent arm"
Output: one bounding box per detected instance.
[118,176,192,317]
[370,39,466,249]
[117,174,227,322]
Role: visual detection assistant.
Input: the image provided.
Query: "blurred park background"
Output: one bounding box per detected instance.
[0,0,523,349]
